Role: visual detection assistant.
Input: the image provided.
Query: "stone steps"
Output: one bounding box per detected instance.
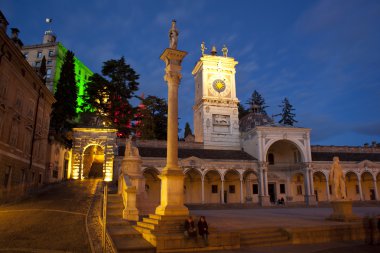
[239,228,290,247]
[106,194,155,253]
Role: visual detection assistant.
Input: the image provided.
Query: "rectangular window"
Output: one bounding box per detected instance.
[37,51,42,58]
[4,166,11,187]
[355,185,359,194]
[280,184,286,194]
[329,185,332,194]
[39,174,42,184]
[48,50,54,57]
[35,61,41,67]
[211,185,218,194]
[46,68,52,78]
[53,170,58,178]
[47,60,52,65]
[24,52,28,59]
[229,185,235,194]
[252,184,258,194]
[297,185,303,195]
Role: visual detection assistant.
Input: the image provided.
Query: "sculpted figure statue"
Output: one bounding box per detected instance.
[201,41,207,55]
[222,44,228,57]
[124,136,139,158]
[169,20,178,49]
[329,156,347,200]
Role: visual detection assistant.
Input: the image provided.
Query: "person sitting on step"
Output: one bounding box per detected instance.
[184,216,197,239]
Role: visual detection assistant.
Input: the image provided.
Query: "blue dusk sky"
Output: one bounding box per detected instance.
[1,0,379,146]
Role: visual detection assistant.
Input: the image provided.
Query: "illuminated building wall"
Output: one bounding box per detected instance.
[22,31,93,113]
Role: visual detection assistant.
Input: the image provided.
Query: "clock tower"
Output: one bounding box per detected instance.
[192,45,240,150]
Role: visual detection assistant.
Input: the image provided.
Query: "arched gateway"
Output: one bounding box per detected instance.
[71,128,117,181]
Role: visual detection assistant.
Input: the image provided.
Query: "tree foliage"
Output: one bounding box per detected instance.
[184,122,192,138]
[135,95,168,140]
[81,57,139,137]
[278,97,298,126]
[246,90,268,114]
[50,50,77,133]
[238,102,249,120]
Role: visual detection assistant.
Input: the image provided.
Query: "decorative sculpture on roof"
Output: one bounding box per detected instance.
[201,41,207,56]
[222,44,228,57]
[329,156,347,200]
[169,19,178,49]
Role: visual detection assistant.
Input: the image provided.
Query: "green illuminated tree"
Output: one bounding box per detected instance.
[135,95,168,140]
[278,97,298,126]
[51,50,77,133]
[184,122,192,138]
[247,90,268,114]
[81,57,139,137]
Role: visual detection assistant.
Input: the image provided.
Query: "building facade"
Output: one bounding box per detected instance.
[110,48,380,212]
[21,30,93,112]
[0,13,56,202]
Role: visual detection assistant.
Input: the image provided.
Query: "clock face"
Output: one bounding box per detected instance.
[209,77,230,97]
[212,79,226,93]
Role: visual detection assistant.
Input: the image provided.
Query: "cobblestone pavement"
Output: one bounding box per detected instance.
[0,179,106,253]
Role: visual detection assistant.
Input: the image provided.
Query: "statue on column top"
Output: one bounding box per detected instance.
[329,156,347,200]
[169,19,178,49]
[124,136,139,158]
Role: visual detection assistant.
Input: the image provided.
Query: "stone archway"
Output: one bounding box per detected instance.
[345,171,360,201]
[83,145,104,178]
[291,172,305,202]
[313,171,328,201]
[224,169,241,203]
[361,172,375,200]
[71,128,117,181]
[184,168,202,204]
[243,170,259,203]
[143,167,161,209]
[204,170,222,204]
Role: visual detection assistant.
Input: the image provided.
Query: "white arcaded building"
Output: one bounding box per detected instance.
[111,50,380,213]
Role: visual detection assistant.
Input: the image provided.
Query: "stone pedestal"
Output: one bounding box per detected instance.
[327,201,360,222]
[155,169,189,216]
[259,195,271,206]
[305,194,317,206]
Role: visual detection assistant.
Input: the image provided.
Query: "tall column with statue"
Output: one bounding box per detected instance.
[154,20,189,216]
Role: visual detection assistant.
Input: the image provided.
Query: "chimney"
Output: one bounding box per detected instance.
[10,28,23,48]
[0,11,9,32]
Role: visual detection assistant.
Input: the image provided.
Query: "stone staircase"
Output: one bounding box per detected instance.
[239,227,290,247]
[106,194,155,253]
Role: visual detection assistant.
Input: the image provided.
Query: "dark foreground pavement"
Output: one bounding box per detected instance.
[0,179,102,253]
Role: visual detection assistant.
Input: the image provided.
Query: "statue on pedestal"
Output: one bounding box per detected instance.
[169,19,178,49]
[329,156,347,200]
[124,136,139,158]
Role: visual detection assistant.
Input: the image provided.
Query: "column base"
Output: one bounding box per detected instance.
[304,195,317,206]
[123,207,139,221]
[259,195,271,206]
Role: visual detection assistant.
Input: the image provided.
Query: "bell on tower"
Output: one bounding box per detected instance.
[210,45,217,56]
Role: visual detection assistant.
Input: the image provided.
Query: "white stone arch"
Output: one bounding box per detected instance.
[203,168,223,203]
[184,167,203,204]
[264,138,308,163]
[313,170,328,201]
[360,170,376,200]
[223,169,242,203]
[345,170,360,201]
[71,128,117,181]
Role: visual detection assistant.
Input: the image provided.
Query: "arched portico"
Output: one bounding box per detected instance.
[345,171,360,201]
[184,168,202,204]
[223,169,241,203]
[313,171,329,201]
[243,170,260,203]
[291,172,305,202]
[203,170,222,204]
[361,172,376,200]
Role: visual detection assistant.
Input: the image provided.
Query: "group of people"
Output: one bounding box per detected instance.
[184,216,209,243]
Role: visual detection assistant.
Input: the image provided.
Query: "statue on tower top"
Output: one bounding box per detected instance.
[201,41,207,56]
[222,45,228,57]
[169,19,178,49]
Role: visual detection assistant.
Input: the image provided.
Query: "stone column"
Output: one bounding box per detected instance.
[221,179,225,204]
[155,48,189,217]
[309,170,315,196]
[374,179,379,201]
[259,163,270,206]
[326,179,331,201]
[201,176,205,204]
[286,175,292,201]
[240,178,244,203]
[358,175,363,201]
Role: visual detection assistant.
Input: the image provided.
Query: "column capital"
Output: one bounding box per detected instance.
[164,71,182,85]
[258,161,268,169]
